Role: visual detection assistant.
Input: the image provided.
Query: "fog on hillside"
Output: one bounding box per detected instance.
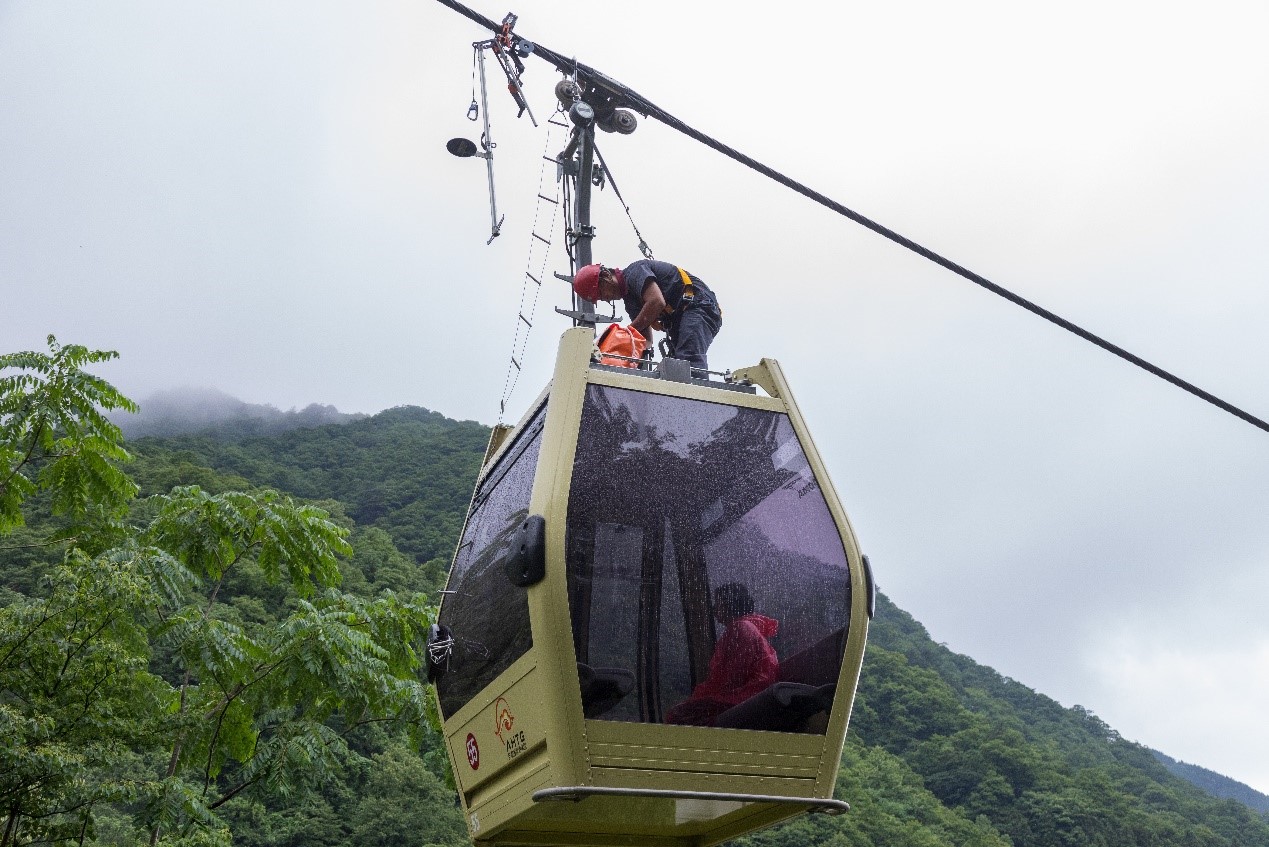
[113,386,365,439]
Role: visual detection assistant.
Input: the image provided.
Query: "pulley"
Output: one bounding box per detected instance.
[555,78,583,106]
[597,108,638,135]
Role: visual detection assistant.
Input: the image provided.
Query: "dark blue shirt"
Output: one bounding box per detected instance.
[621,259,717,322]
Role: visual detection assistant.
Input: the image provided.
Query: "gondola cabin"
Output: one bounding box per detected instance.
[430,327,874,847]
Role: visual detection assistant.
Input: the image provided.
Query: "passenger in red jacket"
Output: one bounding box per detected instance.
[665,583,779,726]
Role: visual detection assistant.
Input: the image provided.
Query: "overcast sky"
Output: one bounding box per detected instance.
[4,0,1268,795]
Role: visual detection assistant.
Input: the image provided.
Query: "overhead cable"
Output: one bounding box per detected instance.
[592,142,654,260]
[433,0,1269,436]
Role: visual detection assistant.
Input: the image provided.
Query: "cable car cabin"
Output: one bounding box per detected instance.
[430,328,873,847]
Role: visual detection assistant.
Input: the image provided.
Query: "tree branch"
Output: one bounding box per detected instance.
[2,805,18,847]
[0,416,46,498]
[206,770,267,811]
[0,603,69,670]
[51,613,116,697]
[0,536,77,551]
[200,655,291,722]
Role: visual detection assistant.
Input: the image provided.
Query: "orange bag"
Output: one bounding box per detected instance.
[597,324,647,368]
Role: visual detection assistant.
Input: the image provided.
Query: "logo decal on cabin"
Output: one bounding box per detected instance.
[465,733,480,770]
[493,697,527,760]
[493,697,514,741]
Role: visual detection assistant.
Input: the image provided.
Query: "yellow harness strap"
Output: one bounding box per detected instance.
[666,266,694,314]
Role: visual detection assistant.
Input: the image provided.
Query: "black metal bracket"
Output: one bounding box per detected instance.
[505,515,547,586]
[554,307,617,324]
[862,554,876,619]
[657,357,693,383]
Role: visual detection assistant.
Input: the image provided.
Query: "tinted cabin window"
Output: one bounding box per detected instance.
[437,406,545,716]
[566,385,851,732]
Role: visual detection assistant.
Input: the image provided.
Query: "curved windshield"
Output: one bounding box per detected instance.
[565,385,851,733]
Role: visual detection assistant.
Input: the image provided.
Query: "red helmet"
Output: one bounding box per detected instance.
[573,264,602,302]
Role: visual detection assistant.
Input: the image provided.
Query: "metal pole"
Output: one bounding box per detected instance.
[553,109,615,331]
[573,123,596,326]
[475,47,503,242]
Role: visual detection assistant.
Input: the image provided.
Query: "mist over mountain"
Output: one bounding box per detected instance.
[1152,750,1269,814]
[113,386,365,439]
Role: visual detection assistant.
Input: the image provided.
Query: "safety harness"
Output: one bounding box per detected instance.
[669,266,696,314]
[658,267,703,359]
[670,266,721,315]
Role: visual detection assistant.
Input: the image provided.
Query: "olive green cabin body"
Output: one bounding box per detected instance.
[432,328,873,847]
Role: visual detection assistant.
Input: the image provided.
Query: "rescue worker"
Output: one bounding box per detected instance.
[573,260,722,373]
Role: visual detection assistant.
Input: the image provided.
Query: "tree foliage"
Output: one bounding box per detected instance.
[0,547,170,846]
[0,336,138,534]
[133,406,489,569]
[1,341,439,846]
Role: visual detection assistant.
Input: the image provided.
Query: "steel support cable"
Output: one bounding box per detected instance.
[433,0,1269,435]
[592,142,654,259]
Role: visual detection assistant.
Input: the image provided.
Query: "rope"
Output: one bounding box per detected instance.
[497,118,563,422]
[561,154,576,270]
[467,45,480,120]
[561,181,573,265]
[435,0,1269,435]
[592,141,654,259]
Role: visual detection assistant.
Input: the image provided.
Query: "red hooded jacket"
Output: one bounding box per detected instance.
[690,614,780,706]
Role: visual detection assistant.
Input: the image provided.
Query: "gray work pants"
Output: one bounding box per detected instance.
[666,301,722,373]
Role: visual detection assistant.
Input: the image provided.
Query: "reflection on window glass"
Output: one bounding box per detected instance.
[582,523,643,722]
[566,385,851,733]
[437,405,545,716]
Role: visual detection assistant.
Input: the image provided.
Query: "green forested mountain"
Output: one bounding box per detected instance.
[133,406,489,574]
[4,372,1268,846]
[1152,751,1269,815]
[835,598,1269,845]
